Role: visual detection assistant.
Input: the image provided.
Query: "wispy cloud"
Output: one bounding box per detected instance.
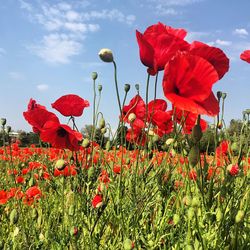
[186,31,210,42]
[0,48,6,56]
[37,84,49,91]
[213,39,232,47]
[9,72,25,80]
[233,28,248,37]
[20,1,136,64]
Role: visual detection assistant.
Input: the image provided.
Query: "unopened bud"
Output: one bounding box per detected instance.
[222,92,227,99]
[98,48,114,63]
[105,140,111,150]
[188,145,200,167]
[192,124,202,143]
[101,127,107,134]
[92,72,98,80]
[10,209,18,225]
[6,126,11,133]
[82,138,90,148]
[135,84,140,91]
[123,239,133,250]
[128,113,136,123]
[0,118,6,126]
[235,210,244,223]
[98,84,102,92]
[124,84,131,93]
[55,159,68,171]
[216,91,222,100]
[165,138,175,145]
[216,208,223,222]
[98,118,105,129]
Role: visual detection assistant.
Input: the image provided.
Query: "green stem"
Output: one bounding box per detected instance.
[113,61,122,114]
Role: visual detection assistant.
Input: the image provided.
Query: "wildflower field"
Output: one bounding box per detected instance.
[1,22,250,249]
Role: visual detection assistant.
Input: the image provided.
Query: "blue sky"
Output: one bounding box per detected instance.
[1,0,250,132]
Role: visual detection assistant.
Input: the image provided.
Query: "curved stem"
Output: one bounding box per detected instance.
[113,61,122,114]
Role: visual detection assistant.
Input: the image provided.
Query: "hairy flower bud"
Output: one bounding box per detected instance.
[105,140,111,150]
[135,84,140,91]
[235,210,244,223]
[188,145,200,167]
[98,48,114,63]
[10,209,18,225]
[128,113,136,123]
[123,239,133,250]
[55,159,68,171]
[98,84,102,92]
[98,118,106,129]
[191,124,202,143]
[222,92,227,99]
[82,138,90,148]
[92,72,98,80]
[216,91,222,100]
[124,84,131,93]
[0,118,6,126]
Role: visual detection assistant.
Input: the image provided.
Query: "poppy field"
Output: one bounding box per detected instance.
[1,22,250,249]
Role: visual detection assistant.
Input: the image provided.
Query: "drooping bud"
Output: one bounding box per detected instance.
[128,113,136,123]
[188,145,200,167]
[98,84,102,92]
[0,118,6,126]
[10,209,19,225]
[235,210,245,223]
[98,118,106,129]
[216,91,222,100]
[92,72,98,80]
[55,159,68,171]
[124,84,131,93]
[98,48,114,63]
[191,124,202,143]
[82,138,90,148]
[135,84,140,91]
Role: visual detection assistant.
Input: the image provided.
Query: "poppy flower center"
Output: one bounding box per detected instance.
[57,128,67,137]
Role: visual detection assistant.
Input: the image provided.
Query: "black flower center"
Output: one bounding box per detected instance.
[57,128,67,137]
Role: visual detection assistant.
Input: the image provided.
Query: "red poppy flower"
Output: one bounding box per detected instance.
[92,194,103,208]
[163,51,219,116]
[0,190,8,205]
[126,126,146,146]
[54,165,77,177]
[190,41,229,79]
[23,107,59,133]
[27,98,46,111]
[122,95,146,128]
[136,22,189,75]
[52,94,90,117]
[174,108,207,134]
[40,121,83,151]
[240,50,250,63]
[25,186,42,199]
[227,164,239,176]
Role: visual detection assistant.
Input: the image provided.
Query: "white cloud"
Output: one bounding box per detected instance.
[186,31,210,42]
[214,39,232,46]
[29,33,82,64]
[148,0,203,6]
[155,6,179,15]
[37,84,49,91]
[0,48,6,56]
[20,1,135,64]
[233,28,248,37]
[9,72,25,80]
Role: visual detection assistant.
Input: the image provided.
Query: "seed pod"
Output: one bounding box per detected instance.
[99,118,106,129]
[191,124,202,143]
[235,210,245,223]
[216,91,222,100]
[188,145,200,167]
[10,209,18,225]
[124,84,131,93]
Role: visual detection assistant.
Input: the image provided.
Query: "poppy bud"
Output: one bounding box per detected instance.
[98,84,102,92]
[191,197,200,208]
[88,166,95,179]
[98,118,106,129]
[128,113,136,123]
[183,196,191,206]
[55,159,68,171]
[235,210,244,223]
[101,127,107,134]
[217,121,223,129]
[105,140,111,151]
[32,208,38,219]
[188,145,200,167]
[10,209,18,225]
[222,92,227,99]
[173,214,180,225]
[191,124,202,143]
[152,134,159,143]
[123,239,133,250]
[135,84,140,91]
[165,138,174,145]
[216,91,222,100]
[91,72,98,81]
[82,138,90,148]
[216,208,223,222]
[6,126,11,133]
[187,207,194,220]
[98,48,114,63]
[0,118,6,126]
[124,84,131,93]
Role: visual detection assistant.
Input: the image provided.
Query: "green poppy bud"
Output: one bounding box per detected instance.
[188,145,200,167]
[0,118,6,126]
[191,197,200,208]
[98,48,114,63]
[191,124,202,143]
[235,210,244,223]
[135,84,140,91]
[123,239,133,250]
[92,72,98,80]
[10,209,18,225]
[55,159,68,171]
[101,127,107,134]
[216,208,223,222]
[124,84,131,92]
[82,138,90,148]
[173,214,180,225]
[187,207,194,220]
[88,166,95,179]
[98,118,106,129]
[216,91,222,100]
[32,208,38,219]
[221,92,227,99]
[98,84,102,92]
[6,126,11,133]
[105,140,111,151]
